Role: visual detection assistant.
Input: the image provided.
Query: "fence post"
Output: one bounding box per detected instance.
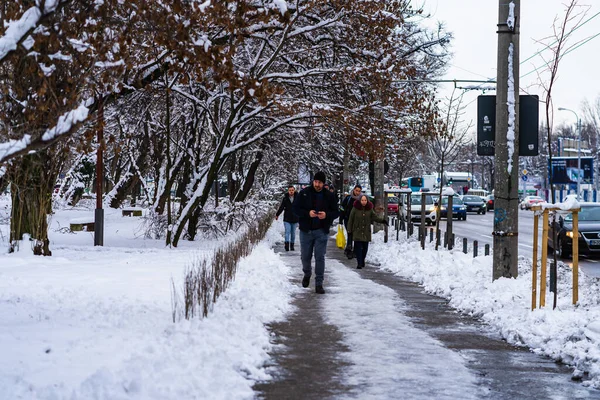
[449,233,455,250]
[485,244,490,256]
[473,240,478,257]
[463,237,468,254]
[444,231,447,248]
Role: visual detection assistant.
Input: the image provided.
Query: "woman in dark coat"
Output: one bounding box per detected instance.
[347,195,387,269]
[276,185,299,251]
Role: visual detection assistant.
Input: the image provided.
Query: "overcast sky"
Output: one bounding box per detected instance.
[417,0,599,131]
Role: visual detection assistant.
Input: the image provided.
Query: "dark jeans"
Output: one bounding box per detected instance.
[343,220,353,249]
[354,241,369,266]
[300,229,329,285]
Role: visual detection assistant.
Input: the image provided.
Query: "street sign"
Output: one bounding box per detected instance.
[522,175,528,181]
[522,169,528,175]
[477,95,540,156]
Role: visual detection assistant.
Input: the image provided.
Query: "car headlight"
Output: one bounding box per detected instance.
[566,231,581,238]
[440,206,446,211]
[460,206,466,210]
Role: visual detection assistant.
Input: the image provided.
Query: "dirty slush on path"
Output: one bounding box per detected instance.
[255,238,599,400]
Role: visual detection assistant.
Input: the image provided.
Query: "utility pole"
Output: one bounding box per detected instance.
[493,0,520,280]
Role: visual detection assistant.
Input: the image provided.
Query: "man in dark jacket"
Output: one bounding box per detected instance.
[339,184,362,258]
[292,171,339,294]
[276,185,299,251]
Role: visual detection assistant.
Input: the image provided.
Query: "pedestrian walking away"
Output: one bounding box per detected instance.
[340,184,362,259]
[275,185,299,251]
[292,171,339,294]
[347,195,388,269]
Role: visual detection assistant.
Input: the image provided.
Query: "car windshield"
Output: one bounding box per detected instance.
[388,197,399,204]
[463,196,481,202]
[565,206,600,222]
[411,195,435,205]
[441,197,463,205]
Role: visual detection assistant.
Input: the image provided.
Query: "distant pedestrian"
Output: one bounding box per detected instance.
[293,171,339,294]
[347,195,388,269]
[340,184,363,259]
[276,185,299,251]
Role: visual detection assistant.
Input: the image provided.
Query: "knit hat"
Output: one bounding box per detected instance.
[313,171,326,183]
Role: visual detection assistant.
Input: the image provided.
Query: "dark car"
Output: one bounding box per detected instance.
[485,195,494,210]
[462,195,487,214]
[548,202,600,258]
[439,195,467,221]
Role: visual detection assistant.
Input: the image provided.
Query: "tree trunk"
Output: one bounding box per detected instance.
[9,153,57,256]
[235,151,263,202]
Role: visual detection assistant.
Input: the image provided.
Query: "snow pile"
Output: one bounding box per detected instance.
[0,198,296,399]
[368,232,600,388]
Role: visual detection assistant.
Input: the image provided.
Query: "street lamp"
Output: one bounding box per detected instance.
[558,107,582,200]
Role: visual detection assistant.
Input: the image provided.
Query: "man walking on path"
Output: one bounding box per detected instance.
[275,185,299,251]
[293,171,339,294]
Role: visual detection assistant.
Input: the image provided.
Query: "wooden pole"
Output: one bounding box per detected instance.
[540,210,549,307]
[572,210,579,305]
[532,213,538,310]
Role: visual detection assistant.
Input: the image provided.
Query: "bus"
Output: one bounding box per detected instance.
[401,175,437,193]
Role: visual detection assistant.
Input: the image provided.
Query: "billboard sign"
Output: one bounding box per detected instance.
[548,157,594,185]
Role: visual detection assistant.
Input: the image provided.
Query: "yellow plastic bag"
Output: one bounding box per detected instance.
[336,225,346,249]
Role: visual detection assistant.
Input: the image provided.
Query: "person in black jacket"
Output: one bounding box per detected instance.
[276,185,299,251]
[292,171,339,294]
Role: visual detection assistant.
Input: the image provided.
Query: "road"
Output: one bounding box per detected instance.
[442,209,600,278]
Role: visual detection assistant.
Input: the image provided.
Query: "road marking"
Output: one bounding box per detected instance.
[520,244,533,248]
[586,259,599,263]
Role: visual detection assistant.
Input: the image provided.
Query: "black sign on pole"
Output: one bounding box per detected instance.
[477,94,539,156]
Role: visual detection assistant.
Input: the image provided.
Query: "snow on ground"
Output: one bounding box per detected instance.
[368,230,600,388]
[324,260,483,399]
[2,191,600,398]
[0,195,296,399]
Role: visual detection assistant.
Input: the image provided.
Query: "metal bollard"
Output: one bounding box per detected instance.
[473,240,478,257]
[449,233,455,250]
[444,231,447,248]
[463,238,468,254]
[436,229,441,248]
[485,244,490,256]
[430,228,434,243]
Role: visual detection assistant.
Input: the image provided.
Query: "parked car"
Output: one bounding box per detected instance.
[520,195,544,210]
[439,195,467,221]
[387,196,399,214]
[410,194,437,225]
[548,202,600,258]
[461,195,487,214]
[485,194,494,210]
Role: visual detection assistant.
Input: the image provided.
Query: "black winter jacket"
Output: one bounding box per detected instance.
[293,186,339,233]
[276,195,299,223]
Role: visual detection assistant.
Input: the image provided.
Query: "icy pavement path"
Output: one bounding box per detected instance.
[324,260,484,400]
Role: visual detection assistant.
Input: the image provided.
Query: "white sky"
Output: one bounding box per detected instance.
[417,0,600,129]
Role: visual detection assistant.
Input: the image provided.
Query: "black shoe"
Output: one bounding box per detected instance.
[347,252,355,260]
[290,243,295,251]
[302,275,310,288]
[284,242,289,251]
[315,285,325,294]
[357,264,363,269]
